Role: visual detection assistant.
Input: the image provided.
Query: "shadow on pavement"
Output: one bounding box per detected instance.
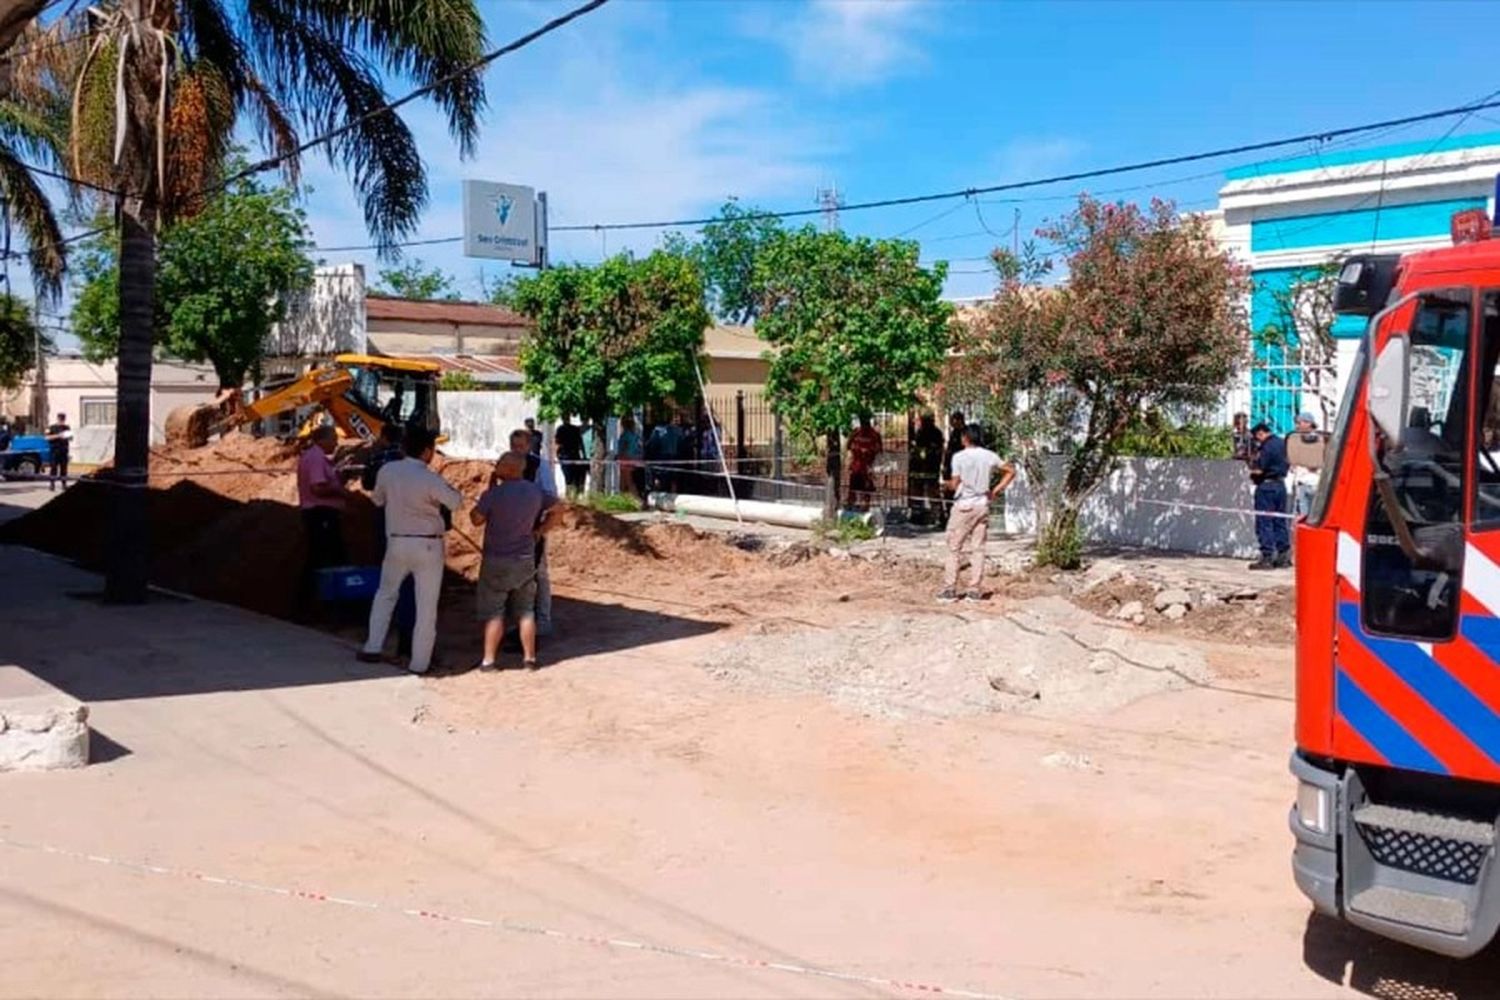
[325,569,727,673]
[88,728,131,764]
[1303,911,1500,999]
[4,545,724,703]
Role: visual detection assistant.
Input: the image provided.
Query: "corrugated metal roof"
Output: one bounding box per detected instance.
[379,352,523,385]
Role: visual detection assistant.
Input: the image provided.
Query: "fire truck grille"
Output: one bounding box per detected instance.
[1357,823,1488,885]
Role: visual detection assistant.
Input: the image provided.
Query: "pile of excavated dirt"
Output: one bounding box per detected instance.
[2,433,903,631]
[704,595,1214,720]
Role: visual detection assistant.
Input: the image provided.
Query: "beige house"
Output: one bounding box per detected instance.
[364,295,530,358]
[0,356,220,465]
[701,325,768,395]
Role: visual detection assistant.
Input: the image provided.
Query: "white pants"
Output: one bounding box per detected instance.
[363,536,444,673]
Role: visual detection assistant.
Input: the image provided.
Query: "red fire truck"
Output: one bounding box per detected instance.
[1292,208,1500,956]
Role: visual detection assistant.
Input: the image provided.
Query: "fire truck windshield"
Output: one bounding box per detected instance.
[1362,289,1471,639]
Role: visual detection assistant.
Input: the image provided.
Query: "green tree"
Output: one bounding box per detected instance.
[438,370,479,392]
[72,178,314,389]
[374,258,459,301]
[967,196,1249,568]
[752,227,953,517]
[0,293,49,390]
[1256,258,1342,429]
[513,251,710,492]
[53,0,488,602]
[666,198,782,324]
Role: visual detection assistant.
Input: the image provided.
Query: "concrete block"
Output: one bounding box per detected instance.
[0,666,89,771]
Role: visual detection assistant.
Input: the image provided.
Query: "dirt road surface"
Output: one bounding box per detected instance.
[1,485,1497,996]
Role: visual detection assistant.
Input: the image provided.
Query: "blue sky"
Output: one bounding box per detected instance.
[30,0,1500,333]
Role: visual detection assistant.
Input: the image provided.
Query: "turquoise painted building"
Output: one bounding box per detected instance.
[1215,131,1500,431]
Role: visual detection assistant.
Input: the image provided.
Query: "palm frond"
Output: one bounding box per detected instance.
[245,1,427,250]
[267,0,486,154]
[0,144,66,300]
[178,0,299,181]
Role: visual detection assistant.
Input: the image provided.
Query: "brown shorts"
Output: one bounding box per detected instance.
[476,556,537,623]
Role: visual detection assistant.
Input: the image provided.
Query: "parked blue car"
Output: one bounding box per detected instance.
[1,433,49,480]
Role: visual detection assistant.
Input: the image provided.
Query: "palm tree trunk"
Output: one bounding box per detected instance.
[104,196,156,603]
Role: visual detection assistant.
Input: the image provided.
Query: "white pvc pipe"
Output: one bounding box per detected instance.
[651,492,821,529]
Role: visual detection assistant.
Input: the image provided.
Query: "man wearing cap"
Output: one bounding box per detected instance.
[1287,412,1326,520]
[1248,422,1290,570]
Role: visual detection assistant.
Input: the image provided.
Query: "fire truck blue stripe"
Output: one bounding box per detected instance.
[1339,604,1500,763]
[1460,614,1500,654]
[1336,670,1447,773]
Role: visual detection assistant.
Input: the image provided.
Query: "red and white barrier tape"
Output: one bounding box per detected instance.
[0,833,1012,999]
[1135,497,1302,521]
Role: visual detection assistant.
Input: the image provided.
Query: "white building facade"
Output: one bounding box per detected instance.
[1215,131,1500,431]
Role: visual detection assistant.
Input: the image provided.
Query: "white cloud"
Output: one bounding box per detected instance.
[302,7,831,293]
[988,136,1088,184]
[757,0,930,90]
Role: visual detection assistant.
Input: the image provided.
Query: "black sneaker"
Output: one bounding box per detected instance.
[1272,550,1292,569]
[936,588,959,604]
[1248,556,1276,571]
[963,590,984,603]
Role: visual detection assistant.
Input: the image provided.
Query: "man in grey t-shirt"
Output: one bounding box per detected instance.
[939,425,1014,603]
[470,451,559,670]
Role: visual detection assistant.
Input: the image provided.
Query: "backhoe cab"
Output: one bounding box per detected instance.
[165,354,441,449]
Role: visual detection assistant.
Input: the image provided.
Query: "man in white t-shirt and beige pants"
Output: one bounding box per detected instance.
[938,425,1015,603]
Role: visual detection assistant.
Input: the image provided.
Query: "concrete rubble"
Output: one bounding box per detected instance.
[0,666,89,772]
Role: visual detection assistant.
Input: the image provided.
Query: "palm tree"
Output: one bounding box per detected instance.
[57,0,488,602]
[0,20,72,301]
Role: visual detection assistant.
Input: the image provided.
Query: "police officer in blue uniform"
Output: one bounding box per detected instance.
[1249,421,1290,569]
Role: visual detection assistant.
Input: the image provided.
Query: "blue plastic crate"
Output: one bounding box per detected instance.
[316,565,381,601]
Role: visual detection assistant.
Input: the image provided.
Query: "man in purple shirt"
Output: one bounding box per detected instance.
[470,451,559,670]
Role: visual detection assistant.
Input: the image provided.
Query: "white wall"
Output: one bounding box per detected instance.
[1005,457,1264,559]
[437,390,535,460]
[267,264,367,358]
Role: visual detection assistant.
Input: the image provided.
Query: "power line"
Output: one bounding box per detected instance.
[549,95,1500,233]
[220,0,612,194]
[11,0,613,207]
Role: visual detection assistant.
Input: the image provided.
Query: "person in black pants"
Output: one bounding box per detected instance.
[1248,422,1290,570]
[45,412,71,491]
[554,415,586,495]
[296,425,349,616]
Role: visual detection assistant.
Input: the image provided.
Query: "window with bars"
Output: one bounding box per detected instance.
[80,397,116,427]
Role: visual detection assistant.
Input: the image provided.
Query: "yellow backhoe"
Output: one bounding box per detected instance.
[165,354,442,448]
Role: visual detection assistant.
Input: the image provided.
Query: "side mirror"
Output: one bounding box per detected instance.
[1368,336,1409,452]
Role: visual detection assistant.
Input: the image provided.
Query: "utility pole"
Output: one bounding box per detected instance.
[1013,207,1021,256]
[816,184,844,233]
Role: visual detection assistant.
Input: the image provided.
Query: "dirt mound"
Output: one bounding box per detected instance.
[0,437,781,628]
[1074,575,1294,645]
[0,479,240,569]
[148,435,304,503]
[705,595,1213,720]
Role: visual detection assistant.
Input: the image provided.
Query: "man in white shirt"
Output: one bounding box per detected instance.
[359,427,463,674]
[939,425,1015,604]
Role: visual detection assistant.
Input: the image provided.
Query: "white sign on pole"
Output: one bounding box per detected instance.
[462,180,539,263]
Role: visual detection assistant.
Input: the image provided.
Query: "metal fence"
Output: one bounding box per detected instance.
[634,390,986,520]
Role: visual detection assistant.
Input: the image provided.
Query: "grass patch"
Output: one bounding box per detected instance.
[583,492,643,514]
[813,515,877,545]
